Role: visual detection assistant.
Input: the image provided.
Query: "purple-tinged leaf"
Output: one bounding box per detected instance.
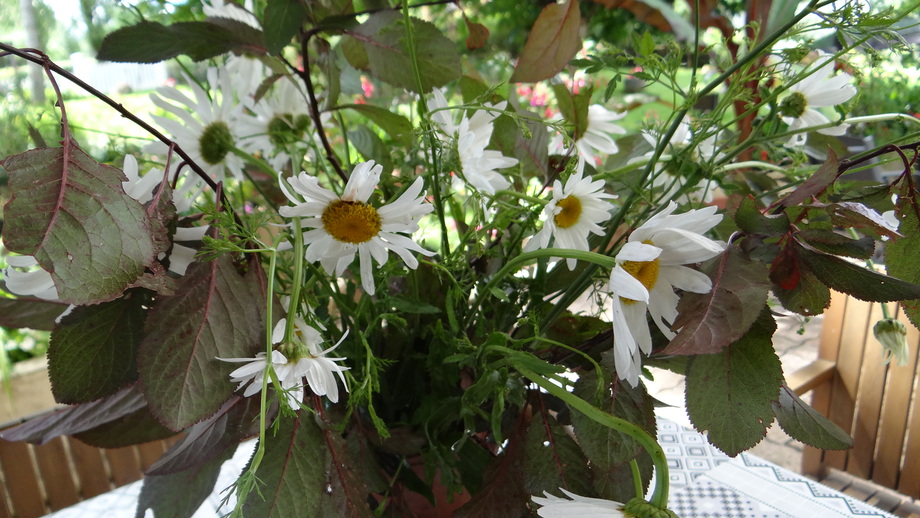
[685,308,783,456]
[771,149,839,210]
[773,264,831,316]
[523,395,593,498]
[138,254,266,431]
[242,411,373,517]
[0,385,146,445]
[147,396,263,476]
[74,405,176,448]
[0,297,69,331]
[2,140,159,305]
[795,228,874,260]
[773,384,851,450]
[664,246,771,355]
[135,444,236,518]
[826,201,901,238]
[464,17,490,50]
[510,0,582,83]
[49,291,149,404]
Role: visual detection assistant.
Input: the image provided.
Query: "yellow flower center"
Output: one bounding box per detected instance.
[321,200,381,244]
[554,195,582,228]
[619,240,660,305]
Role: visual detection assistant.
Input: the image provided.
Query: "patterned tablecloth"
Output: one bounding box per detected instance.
[46,418,894,517]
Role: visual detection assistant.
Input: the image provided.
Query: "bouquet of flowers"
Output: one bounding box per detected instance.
[2,0,920,516]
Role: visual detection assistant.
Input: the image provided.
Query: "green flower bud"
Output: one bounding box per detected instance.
[779,92,808,118]
[623,497,680,518]
[874,318,909,366]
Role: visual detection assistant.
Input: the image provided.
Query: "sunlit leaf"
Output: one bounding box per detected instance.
[138,255,266,431]
[465,18,490,51]
[2,141,159,305]
[773,384,851,450]
[98,20,265,63]
[685,309,783,456]
[510,0,582,83]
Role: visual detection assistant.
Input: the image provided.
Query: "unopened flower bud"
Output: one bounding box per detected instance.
[874,318,909,366]
[623,497,679,518]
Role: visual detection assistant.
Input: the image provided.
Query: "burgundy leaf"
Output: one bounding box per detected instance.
[1,140,160,305]
[138,254,266,431]
[0,385,146,445]
[509,0,582,83]
[0,297,69,331]
[771,149,839,210]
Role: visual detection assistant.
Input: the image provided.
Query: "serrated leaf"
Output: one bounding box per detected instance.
[263,0,305,55]
[135,444,235,518]
[147,396,262,475]
[348,126,393,173]
[773,384,851,450]
[73,405,176,448]
[98,20,264,63]
[637,31,655,56]
[351,11,460,94]
[664,246,772,355]
[510,0,582,83]
[799,246,920,302]
[827,201,901,238]
[734,194,790,235]
[886,199,920,329]
[138,255,266,431]
[523,397,593,497]
[0,385,146,445]
[795,229,874,259]
[48,292,148,404]
[0,297,69,331]
[2,141,159,305]
[685,308,783,456]
[773,264,831,316]
[773,150,839,209]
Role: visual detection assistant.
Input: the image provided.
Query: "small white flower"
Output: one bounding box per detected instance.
[549,105,627,173]
[531,488,625,517]
[219,318,350,407]
[780,51,857,147]
[427,89,518,195]
[145,68,246,183]
[524,171,617,269]
[279,160,435,295]
[608,202,724,386]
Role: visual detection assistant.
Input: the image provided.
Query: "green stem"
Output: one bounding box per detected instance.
[517,367,670,508]
[629,459,644,499]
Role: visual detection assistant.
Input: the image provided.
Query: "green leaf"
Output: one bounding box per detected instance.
[773,264,831,316]
[1,141,159,305]
[340,104,414,146]
[97,20,264,63]
[685,308,783,456]
[135,444,234,518]
[0,297,69,331]
[883,199,920,329]
[795,229,874,259]
[48,293,147,404]
[826,201,901,239]
[263,0,304,54]
[389,296,441,314]
[637,31,655,57]
[513,108,549,178]
[733,194,790,235]
[510,0,582,83]
[352,11,460,94]
[552,84,592,142]
[138,255,267,431]
[348,126,393,173]
[664,246,772,355]
[340,35,369,70]
[773,384,852,450]
[799,246,920,302]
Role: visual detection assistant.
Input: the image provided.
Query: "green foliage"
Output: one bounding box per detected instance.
[97,20,265,63]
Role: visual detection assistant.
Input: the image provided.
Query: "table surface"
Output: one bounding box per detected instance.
[46,417,895,517]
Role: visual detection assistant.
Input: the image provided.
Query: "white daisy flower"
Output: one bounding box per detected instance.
[202,0,260,29]
[608,202,724,386]
[635,116,720,204]
[237,77,319,170]
[531,488,625,517]
[524,171,617,269]
[144,68,246,184]
[279,160,435,296]
[549,104,627,173]
[427,89,518,195]
[219,317,350,407]
[2,254,59,301]
[780,51,857,147]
